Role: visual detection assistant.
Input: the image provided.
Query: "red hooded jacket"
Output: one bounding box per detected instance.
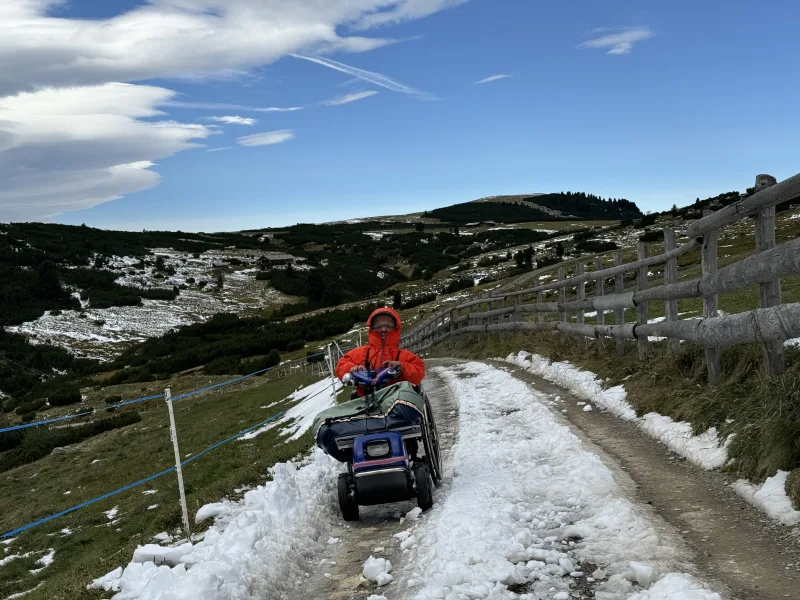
[335,307,425,394]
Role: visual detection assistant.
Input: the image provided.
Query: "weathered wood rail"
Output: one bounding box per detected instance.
[401,173,800,384]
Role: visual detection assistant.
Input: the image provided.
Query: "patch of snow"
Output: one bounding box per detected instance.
[147,504,159,510]
[142,490,157,495]
[626,573,721,599]
[784,337,800,348]
[104,506,118,521]
[4,583,44,599]
[363,556,393,586]
[89,449,341,599]
[732,470,800,526]
[29,548,55,575]
[583,404,594,412]
[240,377,341,442]
[505,352,729,470]
[405,363,721,600]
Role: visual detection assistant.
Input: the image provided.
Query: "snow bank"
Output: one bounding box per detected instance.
[504,352,729,470]
[240,377,341,442]
[403,362,719,600]
[731,471,800,526]
[89,449,342,599]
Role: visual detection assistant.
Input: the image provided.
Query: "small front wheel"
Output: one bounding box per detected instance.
[414,464,433,511]
[337,474,359,521]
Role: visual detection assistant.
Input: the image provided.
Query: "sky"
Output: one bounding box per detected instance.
[1,0,798,232]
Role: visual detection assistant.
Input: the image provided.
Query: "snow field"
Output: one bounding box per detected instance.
[399,362,720,600]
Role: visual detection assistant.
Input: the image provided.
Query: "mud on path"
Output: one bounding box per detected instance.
[300,367,459,600]
[496,359,800,600]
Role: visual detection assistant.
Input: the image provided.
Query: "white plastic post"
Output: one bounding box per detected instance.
[165,388,191,542]
[327,344,338,399]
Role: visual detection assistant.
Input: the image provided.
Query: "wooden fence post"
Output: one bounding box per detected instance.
[663,228,680,356]
[594,257,605,327]
[534,277,544,325]
[514,284,520,322]
[636,243,651,359]
[754,206,785,376]
[576,262,585,349]
[613,251,625,357]
[701,210,722,385]
[557,266,566,340]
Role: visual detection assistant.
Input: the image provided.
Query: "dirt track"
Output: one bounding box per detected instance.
[496,359,800,600]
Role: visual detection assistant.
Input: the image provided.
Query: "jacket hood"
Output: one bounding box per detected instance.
[366,307,402,350]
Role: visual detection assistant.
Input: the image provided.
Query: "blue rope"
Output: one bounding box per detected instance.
[0,394,165,434]
[0,348,336,433]
[0,410,286,539]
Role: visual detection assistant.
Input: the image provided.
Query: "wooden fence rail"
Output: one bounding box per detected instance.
[402,173,800,384]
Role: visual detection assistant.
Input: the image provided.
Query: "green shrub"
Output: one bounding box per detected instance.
[104,395,122,405]
[287,339,305,352]
[204,356,241,375]
[639,229,664,243]
[49,387,82,407]
[0,412,142,472]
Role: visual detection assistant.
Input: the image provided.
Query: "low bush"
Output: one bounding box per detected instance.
[0,411,142,472]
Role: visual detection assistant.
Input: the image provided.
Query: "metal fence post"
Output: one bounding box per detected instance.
[165,388,191,542]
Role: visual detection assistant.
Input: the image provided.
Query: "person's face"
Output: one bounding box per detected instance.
[372,314,396,337]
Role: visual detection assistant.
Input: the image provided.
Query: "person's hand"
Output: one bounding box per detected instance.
[383,361,402,370]
[350,365,367,373]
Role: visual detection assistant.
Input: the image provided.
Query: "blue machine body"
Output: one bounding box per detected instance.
[352,431,408,475]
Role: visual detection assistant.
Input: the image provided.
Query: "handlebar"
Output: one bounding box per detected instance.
[343,366,400,389]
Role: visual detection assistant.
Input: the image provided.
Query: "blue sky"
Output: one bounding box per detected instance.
[1,1,798,231]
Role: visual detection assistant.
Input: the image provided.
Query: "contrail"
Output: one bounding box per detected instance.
[291,54,433,99]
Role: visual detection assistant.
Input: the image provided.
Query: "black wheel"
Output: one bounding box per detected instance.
[422,396,443,486]
[337,474,359,521]
[414,464,433,511]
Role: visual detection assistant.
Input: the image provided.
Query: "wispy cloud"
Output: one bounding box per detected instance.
[292,54,432,99]
[254,106,303,112]
[206,147,233,152]
[204,115,256,125]
[474,74,513,85]
[579,26,653,55]
[165,101,303,112]
[323,90,379,106]
[237,130,295,147]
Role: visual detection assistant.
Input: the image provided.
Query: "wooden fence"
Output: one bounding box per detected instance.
[401,173,800,384]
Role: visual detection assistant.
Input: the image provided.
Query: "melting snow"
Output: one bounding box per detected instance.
[732,470,800,526]
[504,353,730,469]
[401,363,721,599]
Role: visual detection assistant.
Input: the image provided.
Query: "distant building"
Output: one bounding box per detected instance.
[258,253,297,270]
[464,221,497,228]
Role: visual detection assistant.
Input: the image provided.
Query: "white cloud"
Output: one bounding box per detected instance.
[206,147,233,152]
[579,26,653,55]
[254,106,304,113]
[204,115,256,125]
[323,90,379,106]
[0,0,458,220]
[237,130,295,147]
[0,83,210,221]
[0,0,460,95]
[292,54,433,99]
[474,74,513,84]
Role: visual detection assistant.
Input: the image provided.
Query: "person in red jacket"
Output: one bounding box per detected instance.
[335,307,425,394]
